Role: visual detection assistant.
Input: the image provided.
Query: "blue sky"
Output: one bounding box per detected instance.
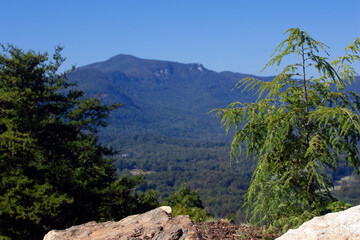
[1,0,359,76]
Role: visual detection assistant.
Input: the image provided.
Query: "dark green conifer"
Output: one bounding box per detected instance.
[0,45,158,239]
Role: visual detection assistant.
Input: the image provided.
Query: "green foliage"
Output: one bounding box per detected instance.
[0,45,158,239]
[69,52,360,224]
[162,183,209,222]
[214,29,360,229]
[113,134,254,223]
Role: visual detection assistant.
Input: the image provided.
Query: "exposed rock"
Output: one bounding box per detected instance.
[43,206,201,240]
[277,205,360,240]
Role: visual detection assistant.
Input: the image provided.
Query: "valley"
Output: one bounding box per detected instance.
[69,54,360,222]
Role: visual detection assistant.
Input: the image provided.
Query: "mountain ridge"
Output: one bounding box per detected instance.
[69,54,360,142]
[69,54,275,142]
[68,54,360,222]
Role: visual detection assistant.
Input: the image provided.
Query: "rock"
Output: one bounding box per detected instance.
[43,206,201,240]
[276,205,360,240]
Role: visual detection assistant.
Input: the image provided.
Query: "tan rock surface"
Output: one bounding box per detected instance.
[276,205,360,240]
[43,206,201,240]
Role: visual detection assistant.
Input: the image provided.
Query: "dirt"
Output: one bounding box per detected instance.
[194,221,281,240]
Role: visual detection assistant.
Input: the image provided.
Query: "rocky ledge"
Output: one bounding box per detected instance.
[44,205,360,240]
[43,206,201,240]
[276,205,360,240]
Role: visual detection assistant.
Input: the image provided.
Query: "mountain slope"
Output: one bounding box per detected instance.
[67,55,271,221]
[69,54,272,142]
[68,55,360,222]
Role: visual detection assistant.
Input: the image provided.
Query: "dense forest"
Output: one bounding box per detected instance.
[112,134,255,221]
[109,134,360,223]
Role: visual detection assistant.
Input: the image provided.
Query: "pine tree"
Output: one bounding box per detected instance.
[0,45,158,239]
[214,29,360,230]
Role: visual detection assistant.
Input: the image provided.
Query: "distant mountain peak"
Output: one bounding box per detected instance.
[80,54,211,79]
[108,54,140,61]
[69,53,301,141]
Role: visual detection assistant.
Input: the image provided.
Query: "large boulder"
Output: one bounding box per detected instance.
[43,206,202,240]
[277,205,360,240]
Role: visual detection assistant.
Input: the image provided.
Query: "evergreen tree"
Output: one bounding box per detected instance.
[214,29,360,230]
[0,45,157,239]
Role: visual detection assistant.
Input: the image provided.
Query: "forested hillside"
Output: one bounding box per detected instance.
[69,54,360,222]
[112,134,256,220]
[67,55,275,221]
[69,54,274,141]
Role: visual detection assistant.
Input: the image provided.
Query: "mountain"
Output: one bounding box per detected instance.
[68,55,360,222]
[67,55,274,221]
[69,54,274,142]
[68,55,360,142]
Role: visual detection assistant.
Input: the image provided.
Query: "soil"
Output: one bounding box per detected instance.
[194,221,282,240]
